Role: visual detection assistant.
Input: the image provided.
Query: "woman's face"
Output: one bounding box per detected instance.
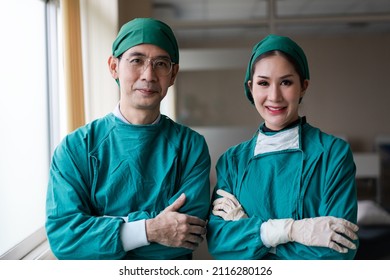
[248,54,308,131]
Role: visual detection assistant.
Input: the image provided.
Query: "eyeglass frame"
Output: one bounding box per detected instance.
[118,54,176,76]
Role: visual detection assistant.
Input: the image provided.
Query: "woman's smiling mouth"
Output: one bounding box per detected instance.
[266,106,287,114]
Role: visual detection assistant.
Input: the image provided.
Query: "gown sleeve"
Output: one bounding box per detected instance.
[207,152,271,260]
[278,139,359,260]
[46,138,127,260]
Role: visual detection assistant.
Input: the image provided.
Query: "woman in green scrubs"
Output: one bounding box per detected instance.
[207,34,359,260]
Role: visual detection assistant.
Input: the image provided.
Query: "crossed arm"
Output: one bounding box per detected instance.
[213,189,358,254]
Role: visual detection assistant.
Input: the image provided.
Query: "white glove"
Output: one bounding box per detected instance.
[261,216,359,253]
[212,189,248,221]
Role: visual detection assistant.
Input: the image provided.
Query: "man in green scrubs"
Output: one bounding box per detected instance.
[46,18,211,260]
[207,34,359,260]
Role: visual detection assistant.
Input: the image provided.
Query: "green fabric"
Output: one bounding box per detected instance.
[112,18,179,63]
[244,34,310,104]
[46,114,210,260]
[207,119,358,260]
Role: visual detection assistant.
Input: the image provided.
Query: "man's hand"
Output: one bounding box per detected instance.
[145,193,207,250]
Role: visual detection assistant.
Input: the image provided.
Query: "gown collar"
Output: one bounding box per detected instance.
[254,117,306,156]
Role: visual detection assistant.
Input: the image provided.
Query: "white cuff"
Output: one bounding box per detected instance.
[120,219,150,251]
[260,218,294,248]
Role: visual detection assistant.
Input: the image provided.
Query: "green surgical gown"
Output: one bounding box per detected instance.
[46,114,210,259]
[207,118,358,260]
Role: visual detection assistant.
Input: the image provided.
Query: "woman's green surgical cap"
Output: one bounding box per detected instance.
[244,34,310,104]
[112,18,179,63]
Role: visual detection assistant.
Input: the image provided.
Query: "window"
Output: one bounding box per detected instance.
[0,0,62,259]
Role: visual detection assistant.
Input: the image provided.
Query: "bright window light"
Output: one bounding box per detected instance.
[0,0,49,256]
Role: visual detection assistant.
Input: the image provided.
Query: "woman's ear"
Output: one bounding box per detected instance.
[247,80,253,93]
[300,79,309,99]
[302,79,309,91]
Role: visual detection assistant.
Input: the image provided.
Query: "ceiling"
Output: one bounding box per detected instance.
[151,0,390,46]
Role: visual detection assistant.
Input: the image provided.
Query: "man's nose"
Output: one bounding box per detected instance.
[140,60,157,80]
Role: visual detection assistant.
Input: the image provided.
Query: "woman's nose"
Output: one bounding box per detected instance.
[268,84,282,102]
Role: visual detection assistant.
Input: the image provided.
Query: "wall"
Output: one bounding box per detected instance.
[301,34,390,152]
[80,0,119,123]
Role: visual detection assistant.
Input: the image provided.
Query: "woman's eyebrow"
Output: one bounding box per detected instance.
[280,74,294,79]
[255,74,294,79]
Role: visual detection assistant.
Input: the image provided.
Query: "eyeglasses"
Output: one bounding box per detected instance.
[122,56,175,76]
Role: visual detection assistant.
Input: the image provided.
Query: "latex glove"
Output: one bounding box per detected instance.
[261,216,359,253]
[212,189,248,221]
[290,216,359,253]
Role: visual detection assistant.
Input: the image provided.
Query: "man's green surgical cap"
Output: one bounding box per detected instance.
[112,18,179,63]
[244,34,310,104]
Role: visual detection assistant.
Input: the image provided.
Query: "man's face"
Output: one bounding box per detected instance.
[109,44,178,113]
